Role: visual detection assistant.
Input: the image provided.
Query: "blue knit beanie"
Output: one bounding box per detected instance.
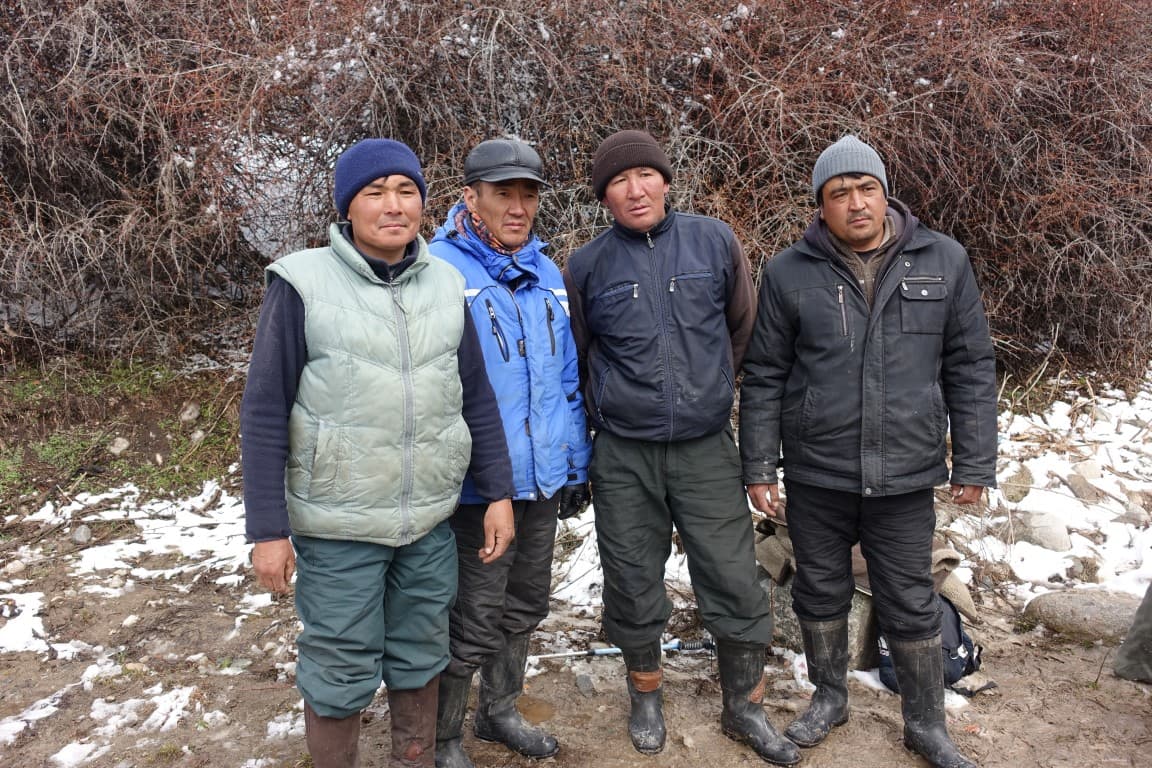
[333,139,427,218]
[811,135,888,203]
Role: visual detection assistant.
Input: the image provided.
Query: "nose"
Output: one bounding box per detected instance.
[625,176,645,198]
[847,189,866,210]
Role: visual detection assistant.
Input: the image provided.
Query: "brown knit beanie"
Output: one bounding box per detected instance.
[590,130,673,200]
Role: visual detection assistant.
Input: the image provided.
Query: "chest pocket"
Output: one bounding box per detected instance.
[900,276,948,334]
[588,281,640,336]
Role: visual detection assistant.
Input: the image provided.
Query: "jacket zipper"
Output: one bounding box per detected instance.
[546,298,556,355]
[390,282,415,542]
[901,275,946,292]
[838,285,848,336]
[485,299,510,362]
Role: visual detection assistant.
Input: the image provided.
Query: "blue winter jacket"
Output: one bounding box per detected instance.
[429,202,591,504]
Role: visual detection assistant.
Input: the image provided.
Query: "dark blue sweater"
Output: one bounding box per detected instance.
[240,242,514,542]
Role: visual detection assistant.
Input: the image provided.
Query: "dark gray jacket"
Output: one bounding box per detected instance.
[739,200,998,496]
[564,210,757,443]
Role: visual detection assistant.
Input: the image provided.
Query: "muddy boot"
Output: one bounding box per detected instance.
[435,667,475,768]
[473,631,559,758]
[785,618,850,747]
[622,643,666,754]
[717,640,800,766]
[304,701,361,768]
[389,676,438,768]
[889,635,977,768]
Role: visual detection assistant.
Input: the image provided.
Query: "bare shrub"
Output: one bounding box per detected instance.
[2,0,1150,387]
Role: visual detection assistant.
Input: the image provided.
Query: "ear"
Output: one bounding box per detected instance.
[462,185,479,213]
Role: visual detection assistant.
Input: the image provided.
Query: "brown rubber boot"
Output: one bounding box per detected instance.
[304,701,361,768]
[389,676,439,767]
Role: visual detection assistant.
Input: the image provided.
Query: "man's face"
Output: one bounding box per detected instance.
[819,174,887,251]
[463,179,540,250]
[602,166,669,232]
[347,175,423,264]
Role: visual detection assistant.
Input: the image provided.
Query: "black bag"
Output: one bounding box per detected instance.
[878,594,981,693]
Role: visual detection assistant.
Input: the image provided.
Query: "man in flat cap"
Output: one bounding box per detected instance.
[563,130,799,766]
[739,134,996,768]
[428,138,591,768]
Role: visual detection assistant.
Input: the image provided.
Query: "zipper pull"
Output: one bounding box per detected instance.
[518,339,527,357]
[632,284,639,299]
[669,278,677,293]
[546,298,554,322]
[902,280,908,292]
[646,232,654,249]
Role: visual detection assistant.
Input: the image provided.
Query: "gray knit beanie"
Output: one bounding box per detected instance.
[590,130,673,201]
[811,135,888,203]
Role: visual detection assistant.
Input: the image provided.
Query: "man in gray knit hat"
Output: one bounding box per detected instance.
[563,130,799,766]
[738,134,996,768]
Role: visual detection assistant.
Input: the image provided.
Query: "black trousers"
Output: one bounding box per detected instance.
[590,428,772,650]
[447,497,559,670]
[784,480,941,641]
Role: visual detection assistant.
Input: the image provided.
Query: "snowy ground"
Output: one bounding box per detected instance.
[1,376,1150,766]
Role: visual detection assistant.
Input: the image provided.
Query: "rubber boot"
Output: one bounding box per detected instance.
[785,618,850,747]
[434,668,475,768]
[474,631,559,758]
[388,676,438,768]
[888,635,977,768]
[304,701,361,768]
[622,642,666,754]
[717,640,800,766]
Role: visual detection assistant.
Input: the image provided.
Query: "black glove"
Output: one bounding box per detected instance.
[557,482,591,520]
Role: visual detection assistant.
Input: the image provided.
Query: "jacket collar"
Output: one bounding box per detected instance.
[432,201,545,287]
[330,222,429,284]
[795,198,926,262]
[611,206,677,241]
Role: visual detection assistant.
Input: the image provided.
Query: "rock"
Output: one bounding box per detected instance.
[2,560,27,576]
[1071,459,1102,480]
[179,402,201,424]
[1117,502,1151,527]
[1000,463,1033,504]
[1015,510,1072,552]
[761,569,878,670]
[108,437,130,456]
[70,524,93,545]
[575,673,597,697]
[1023,590,1141,643]
[1064,473,1104,503]
[189,429,206,445]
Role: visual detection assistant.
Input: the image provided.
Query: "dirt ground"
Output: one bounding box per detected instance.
[1,567,1150,768]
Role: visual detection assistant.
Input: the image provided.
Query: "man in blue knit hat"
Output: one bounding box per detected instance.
[428,138,591,768]
[739,134,996,768]
[241,138,515,768]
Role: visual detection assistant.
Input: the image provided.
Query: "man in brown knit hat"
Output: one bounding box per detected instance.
[562,130,799,766]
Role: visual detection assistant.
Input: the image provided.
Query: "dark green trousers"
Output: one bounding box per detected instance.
[590,428,772,650]
[294,521,457,719]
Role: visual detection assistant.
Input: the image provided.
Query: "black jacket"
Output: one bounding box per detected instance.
[563,210,757,442]
[739,200,998,496]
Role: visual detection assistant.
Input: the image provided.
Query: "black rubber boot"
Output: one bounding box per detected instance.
[717,640,800,766]
[622,642,666,754]
[889,635,977,768]
[785,618,850,747]
[304,702,361,768]
[473,631,559,758]
[434,667,475,768]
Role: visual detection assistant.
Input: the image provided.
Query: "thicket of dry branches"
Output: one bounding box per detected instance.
[2,0,1150,385]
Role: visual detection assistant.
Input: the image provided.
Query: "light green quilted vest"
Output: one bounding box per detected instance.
[267,224,472,546]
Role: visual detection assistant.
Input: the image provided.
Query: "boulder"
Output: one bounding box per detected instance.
[1024,589,1142,643]
[761,569,879,670]
[1015,510,1072,551]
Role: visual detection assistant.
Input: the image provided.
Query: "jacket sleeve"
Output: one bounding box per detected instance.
[458,309,516,501]
[941,251,999,488]
[725,237,758,373]
[562,265,590,390]
[738,260,796,485]
[560,302,592,483]
[240,276,305,542]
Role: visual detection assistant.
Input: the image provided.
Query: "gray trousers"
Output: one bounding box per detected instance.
[1115,584,1152,683]
[590,428,772,650]
[447,497,559,670]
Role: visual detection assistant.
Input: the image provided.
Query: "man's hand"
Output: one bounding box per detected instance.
[480,499,515,564]
[747,483,782,517]
[557,482,591,520]
[950,484,984,504]
[252,538,295,594]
